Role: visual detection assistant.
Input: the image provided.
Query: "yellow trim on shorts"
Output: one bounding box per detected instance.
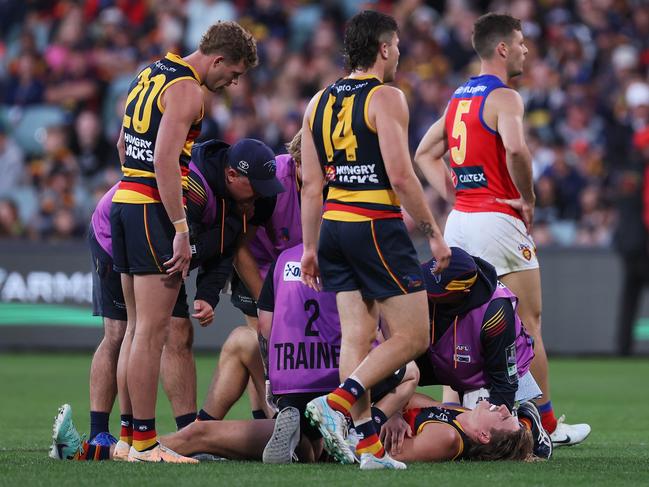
[371,220,406,294]
[364,85,383,133]
[322,210,371,222]
[143,205,163,272]
[122,167,156,179]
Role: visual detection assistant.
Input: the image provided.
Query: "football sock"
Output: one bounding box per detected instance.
[89,411,110,441]
[519,417,532,431]
[132,418,157,452]
[371,406,388,432]
[327,376,365,416]
[119,414,133,445]
[197,409,216,421]
[75,441,110,461]
[537,401,557,433]
[354,417,385,458]
[175,412,196,430]
[252,409,267,419]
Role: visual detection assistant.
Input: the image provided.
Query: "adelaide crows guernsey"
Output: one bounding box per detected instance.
[403,405,469,460]
[311,76,401,221]
[445,75,521,220]
[113,53,203,204]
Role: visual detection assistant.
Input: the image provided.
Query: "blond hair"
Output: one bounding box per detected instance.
[199,21,258,68]
[285,130,302,163]
[463,428,533,461]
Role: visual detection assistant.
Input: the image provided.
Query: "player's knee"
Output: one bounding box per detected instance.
[166,318,194,352]
[103,318,127,351]
[222,326,255,358]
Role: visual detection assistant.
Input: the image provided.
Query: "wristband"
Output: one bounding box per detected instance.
[173,217,189,234]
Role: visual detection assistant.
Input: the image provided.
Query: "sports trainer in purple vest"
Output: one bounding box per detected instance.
[231,131,303,321]
[415,247,538,411]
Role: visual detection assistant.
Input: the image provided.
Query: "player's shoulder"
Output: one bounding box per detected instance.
[488,87,524,110]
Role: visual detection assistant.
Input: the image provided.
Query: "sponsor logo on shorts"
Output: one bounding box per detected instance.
[453,166,488,189]
[518,243,533,261]
[283,261,302,281]
[403,274,423,289]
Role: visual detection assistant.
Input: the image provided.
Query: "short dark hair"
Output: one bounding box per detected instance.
[343,10,398,71]
[472,13,522,59]
[463,428,533,461]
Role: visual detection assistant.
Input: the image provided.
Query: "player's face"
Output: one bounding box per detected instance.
[472,400,520,438]
[226,168,256,203]
[506,30,528,78]
[205,58,247,92]
[383,32,400,83]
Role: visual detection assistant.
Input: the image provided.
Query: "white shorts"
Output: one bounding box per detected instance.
[461,371,542,410]
[444,210,539,277]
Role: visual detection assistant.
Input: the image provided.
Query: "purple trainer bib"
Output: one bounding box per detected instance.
[426,283,534,392]
[269,244,342,395]
[90,183,118,256]
[249,154,302,278]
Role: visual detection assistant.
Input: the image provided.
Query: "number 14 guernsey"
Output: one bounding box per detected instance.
[444,74,521,220]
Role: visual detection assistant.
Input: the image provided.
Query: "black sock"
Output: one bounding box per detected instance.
[371,406,388,432]
[251,409,266,419]
[89,411,110,441]
[175,412,197,430]
[197,409,216,421]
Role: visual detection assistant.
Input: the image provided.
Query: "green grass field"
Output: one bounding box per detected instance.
[1,353,648,486]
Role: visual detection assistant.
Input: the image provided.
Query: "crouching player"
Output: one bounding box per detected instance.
[415,246,555,458]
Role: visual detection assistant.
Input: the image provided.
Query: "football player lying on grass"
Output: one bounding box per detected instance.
[49,393,537,464]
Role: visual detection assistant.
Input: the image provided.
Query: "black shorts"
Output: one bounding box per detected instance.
[90,227,190,320]
[230,273,258,318]
[318,218,425,299]
[275,367,407,441]
[110,202,174,274]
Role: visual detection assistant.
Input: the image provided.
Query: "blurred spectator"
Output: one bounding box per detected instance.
[70,110,114,185]
[0,124,25,194]
[0,198,25,238]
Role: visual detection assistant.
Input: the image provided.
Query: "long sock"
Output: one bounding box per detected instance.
[197,409,216,421]
[75,441,111,461]
[120,414,133,445]
[252,409,266,419]
[371,406,387,433]
[537,401,557,433]
[175,412,197,430]
[326,376,365,416]
[354,417,385,458]
[89,411,110,441]
[519,417,532,431]
[132,418,157,452]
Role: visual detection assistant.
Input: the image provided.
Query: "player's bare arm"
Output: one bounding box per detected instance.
[414,113,456,203]
[154,79,203,278]
[117,126,125,165]
[491,89,535,232]
[299,90,326,290]
[394,423,459,462]
[370,85,451,272]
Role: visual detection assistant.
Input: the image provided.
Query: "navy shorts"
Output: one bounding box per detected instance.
[110,202,174,274]
[318,218,425,299]
[230,273,258,318]
[90,227,190,320]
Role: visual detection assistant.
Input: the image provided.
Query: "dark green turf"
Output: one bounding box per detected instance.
[1,353,647,486]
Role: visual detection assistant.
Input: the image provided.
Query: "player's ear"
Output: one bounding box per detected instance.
[496,41,508,59]
[478,430,491,444]
[212,55,225,67]
[380,42,389,60]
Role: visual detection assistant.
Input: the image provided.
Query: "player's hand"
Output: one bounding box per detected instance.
[164,231,191,279]
[428,235,451,274]
[379,413,412,455]
[497,197,535,234]
[300,249,321,291]
[192,299,214,326]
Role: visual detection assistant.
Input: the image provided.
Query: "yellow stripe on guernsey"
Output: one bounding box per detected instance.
[363,85,382,133]
[322,187,401,222]
[112,189,159,204]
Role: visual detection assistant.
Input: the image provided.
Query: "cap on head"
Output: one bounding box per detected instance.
[227,138,285,197]
[421,247,478,298]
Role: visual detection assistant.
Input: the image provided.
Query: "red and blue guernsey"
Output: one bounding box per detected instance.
[248,154,302,278]
[266,244,342,395]
[445,74,521,220]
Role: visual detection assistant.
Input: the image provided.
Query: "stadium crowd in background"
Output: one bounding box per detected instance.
[0,0,648,246]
